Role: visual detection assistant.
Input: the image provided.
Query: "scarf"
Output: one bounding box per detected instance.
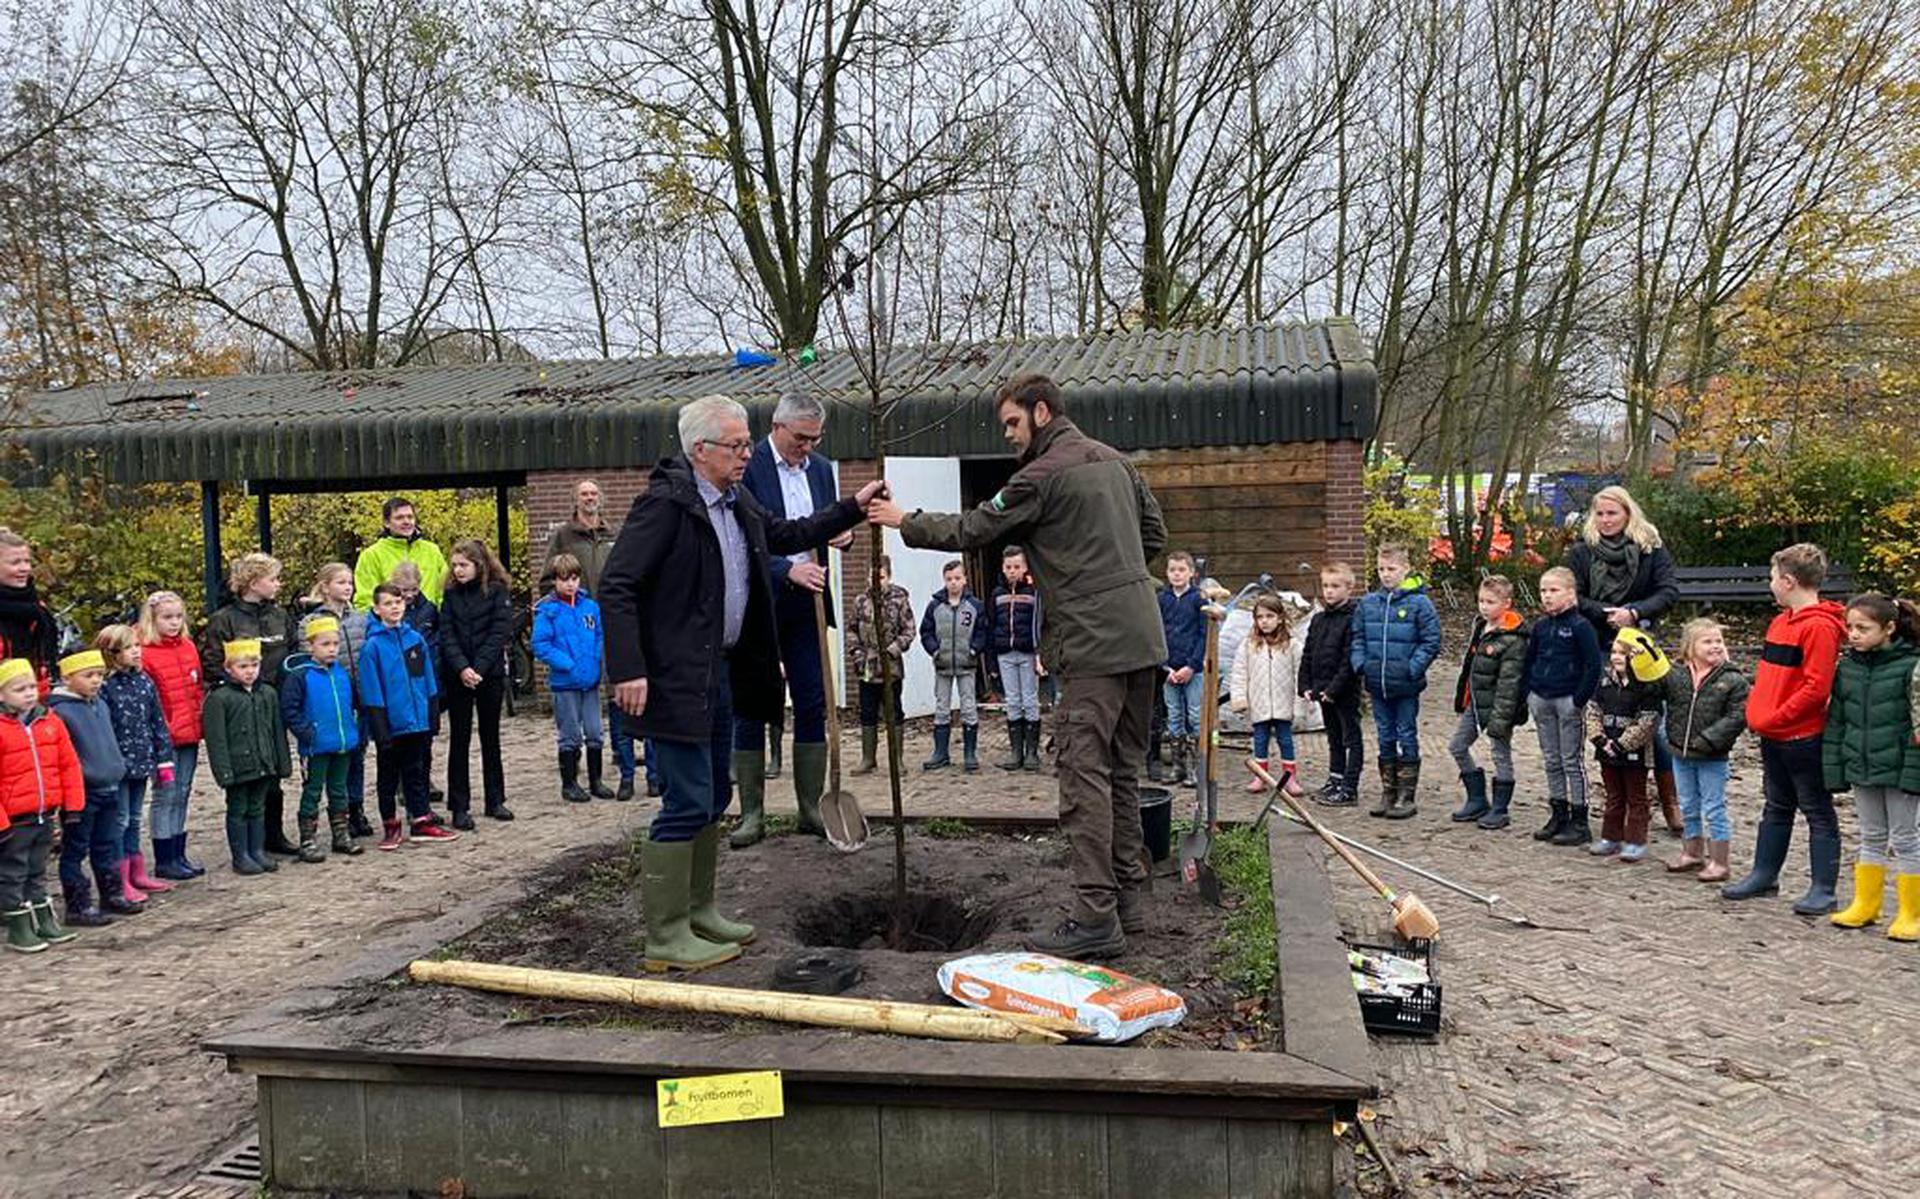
[0,580,58,666]
[1587,534,1640,605]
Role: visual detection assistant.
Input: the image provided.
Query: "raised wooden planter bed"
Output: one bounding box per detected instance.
[207,819,1372,1198]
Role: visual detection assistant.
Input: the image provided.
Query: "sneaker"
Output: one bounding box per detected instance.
[1617,843,1647,863]
[1589,839,1620,857]
[378,821,405,851]
[1024,914,1126,959]
[451,810,476,832]
[410,818,460,844]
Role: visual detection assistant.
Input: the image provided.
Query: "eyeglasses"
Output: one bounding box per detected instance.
[700,438,755,458]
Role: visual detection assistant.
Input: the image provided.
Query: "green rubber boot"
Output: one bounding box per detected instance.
[690,824,756,945]
[852,725,879,775]
[640,835,741,973]
[30,898,77,945]
[5,907,47,954]
[792,741,827,836]
[728,750,766,848]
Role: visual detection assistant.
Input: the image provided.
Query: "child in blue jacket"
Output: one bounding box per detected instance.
[360,584,452,850]
[1157,551,1208,786]
[279,616,363,860]
[1349,544,1443,820]
[533,554,608,803]
[1526,566,1603,846]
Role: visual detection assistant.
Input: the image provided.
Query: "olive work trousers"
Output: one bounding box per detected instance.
[1056,667,1157,923]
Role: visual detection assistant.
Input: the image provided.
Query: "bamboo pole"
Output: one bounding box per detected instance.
[409,960,1089,1045]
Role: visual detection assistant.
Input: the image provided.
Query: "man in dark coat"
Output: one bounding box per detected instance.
[731,392,852,846]
[602,395,883,973]
[871,372,1167,961]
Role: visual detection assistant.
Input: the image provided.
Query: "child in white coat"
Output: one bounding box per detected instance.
[1232,594,1305,796]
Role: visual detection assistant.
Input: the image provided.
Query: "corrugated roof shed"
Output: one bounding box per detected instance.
[8,319,1375,486]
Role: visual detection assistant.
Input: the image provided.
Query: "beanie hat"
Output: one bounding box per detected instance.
[1614,627,1671,684]
[0,658,33,687]
[304,616,341,638]
[224,639,263,662]
[57,649,105,676]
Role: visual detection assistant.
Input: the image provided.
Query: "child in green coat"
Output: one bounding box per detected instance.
[202,640,292,878]
[1825,595,1920,940]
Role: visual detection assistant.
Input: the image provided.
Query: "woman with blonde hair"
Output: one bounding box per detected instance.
[1565,485,1684,833]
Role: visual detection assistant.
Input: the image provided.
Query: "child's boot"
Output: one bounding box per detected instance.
[296,816,327,863]
[1245,759,1270,794]
[1533,801,1569,842]
[154,836,195,881]
[1720,823,1789,898]
[999,720,1027,771]
[1791,834,1841,915]
[640,833,741,973]
[1697,839,1731,883]
[1451,769,1489,822]
[1368,759,1399,819]
[378,819,405,852]
[116,859,149,903]
[177,832,207,877]
[1279,760,1305,797]
[62,881,113,927]
[329,813,364,857]
[4,907,47,954]
[853,725,878,775]
[729,750,766,848]
[1168,737,1189,787]
[587,748,617,799]
[962,724,980,772]
[1656,768,1683,835]
[247,814,279,872]
[1830,862,1886,928]
[1386,760,1420,820]
[1478,779,1514,830]
[922,724,952,771]
[1887,875,1920,941]
[30,898,76,944]
[1023,721,1043,772]
[1667,838,1705,873]
[1550,805,1591,846]
[559,750,590,802]
[128,849,173,894]
[348,807,374,839]
[98,866,146,914]
[227,809,261,874]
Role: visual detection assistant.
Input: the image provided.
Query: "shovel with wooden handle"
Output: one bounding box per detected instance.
[1177,602,1227,906]
[1247,759,1440,940]
[814,591,869,852]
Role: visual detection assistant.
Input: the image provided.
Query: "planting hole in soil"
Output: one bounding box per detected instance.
[793,887,999,952]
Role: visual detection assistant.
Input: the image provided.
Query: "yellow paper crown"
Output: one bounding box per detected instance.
[0,658,34,687]
[223,639,263,662]
[304,616,341,638]
[58,650,105,676]
[1614,627,1671,684]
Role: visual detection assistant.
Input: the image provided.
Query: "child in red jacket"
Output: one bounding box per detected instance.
[1721,543,1848,913]
[1,657,87,953]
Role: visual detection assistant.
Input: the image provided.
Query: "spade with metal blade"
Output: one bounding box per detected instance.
[1177,600,1228,906]
[814,591,869,852]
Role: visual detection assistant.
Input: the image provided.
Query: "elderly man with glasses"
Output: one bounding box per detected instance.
[601,394,888,972]
[729,392,855,846]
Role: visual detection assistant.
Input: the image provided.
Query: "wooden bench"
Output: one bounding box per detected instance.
[1673,564,1856,608]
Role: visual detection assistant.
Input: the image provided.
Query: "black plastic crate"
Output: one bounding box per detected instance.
[1348,938,1441,1037]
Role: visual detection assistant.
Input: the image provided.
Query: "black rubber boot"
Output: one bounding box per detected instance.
[587,748,617,799]
[1722,822,1791,899]
[560,750,590,802]
[1369,758,1400,818]
[348,807,374,839]
[248,813,279,872]
[262,788,298,856]
[1533,800,1569,842]
[227,810,262,875]
[1478,778,1515,830]
[1550,805,1592,846]
[999,720,1026,771]
[962,724,979,773]
[1023,721,1042,772]
[922,724,952,771]
[1451,768,1490,822]
[1792,833,1842,915]
[62,881,113,927]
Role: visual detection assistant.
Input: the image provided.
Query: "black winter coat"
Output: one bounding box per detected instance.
[1298,600,1359,703]
[439,580,512,680]
[600,457,862,743]
[1566,539,1679,644]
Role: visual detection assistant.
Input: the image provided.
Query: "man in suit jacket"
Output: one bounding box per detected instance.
[730,392,853,846]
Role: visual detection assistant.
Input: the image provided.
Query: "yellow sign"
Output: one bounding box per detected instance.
[656,1070,785,1128]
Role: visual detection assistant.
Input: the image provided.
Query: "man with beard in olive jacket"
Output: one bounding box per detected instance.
[600,395,887,973]
[870,373,1167,960]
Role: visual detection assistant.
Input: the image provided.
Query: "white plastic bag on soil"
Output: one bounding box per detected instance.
[937,952,1187,1044]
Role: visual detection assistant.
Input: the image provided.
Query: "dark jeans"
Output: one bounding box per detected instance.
[650,665,734,843]
[857,678,903,727]
[445,673,506,810]
[376,733,434,822]
[58,788,125,891]
[735,592,828,750]
[120,777,150,857]
[1056,669,1155,922]
[0,819,55,908]
[644,738,662,789]
[1367,689,1421,761]
[1759,734,1837,840]
[346,737,367,812]
[609,695,637,780]
[1321,698,1364,785]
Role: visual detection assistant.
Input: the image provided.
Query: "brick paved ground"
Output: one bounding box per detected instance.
[6,705,1917,1197]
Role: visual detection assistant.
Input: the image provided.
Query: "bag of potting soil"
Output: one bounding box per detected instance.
[937,952,1186,1044]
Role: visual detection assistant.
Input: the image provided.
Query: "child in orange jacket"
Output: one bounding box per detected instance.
[0,658,86,953]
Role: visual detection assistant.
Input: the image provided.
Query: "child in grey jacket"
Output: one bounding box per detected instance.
[919,560,989,773]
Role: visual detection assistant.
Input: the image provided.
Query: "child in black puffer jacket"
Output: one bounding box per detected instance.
[1299,562,1363,805]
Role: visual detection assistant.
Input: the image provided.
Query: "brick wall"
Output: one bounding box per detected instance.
[1323,439,1367,573]
[525,468,653,570]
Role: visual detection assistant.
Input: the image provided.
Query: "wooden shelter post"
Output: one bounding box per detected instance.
[200,482,223,613]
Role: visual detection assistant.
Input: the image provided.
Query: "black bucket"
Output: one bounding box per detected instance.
[1140,787,1173,862]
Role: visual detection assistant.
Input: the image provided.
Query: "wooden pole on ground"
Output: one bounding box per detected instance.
[408,959,1087,1045]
